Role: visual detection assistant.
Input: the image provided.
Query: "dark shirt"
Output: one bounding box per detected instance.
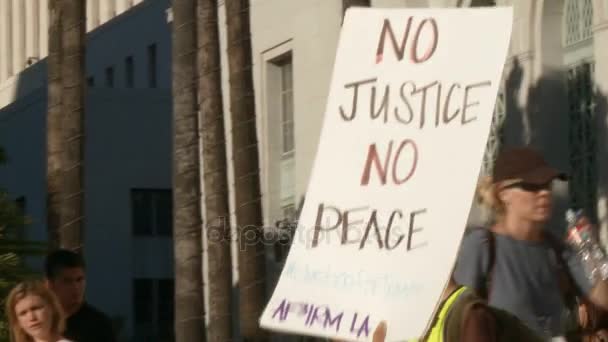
[65,302,117,342]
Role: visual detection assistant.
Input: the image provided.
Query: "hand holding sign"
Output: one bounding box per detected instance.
[260,7,512,341]
[372,322,387,342]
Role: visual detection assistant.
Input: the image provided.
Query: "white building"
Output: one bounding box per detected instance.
[0,0,174,341]
[238,0,608,250]
[0,0,606,341]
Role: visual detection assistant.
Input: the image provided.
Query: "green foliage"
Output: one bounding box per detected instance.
[0,148,48,341]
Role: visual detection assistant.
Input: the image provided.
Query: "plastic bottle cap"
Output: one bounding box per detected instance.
[566,209,576,223]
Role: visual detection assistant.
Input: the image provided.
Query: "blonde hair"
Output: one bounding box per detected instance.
[476,176,505,220]
[5,280,65,342]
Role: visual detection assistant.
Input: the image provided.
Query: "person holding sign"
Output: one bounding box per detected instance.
[454,147,608,341]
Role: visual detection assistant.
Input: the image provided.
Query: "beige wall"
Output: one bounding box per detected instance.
[245,0,343,225]
[243,0,608,237]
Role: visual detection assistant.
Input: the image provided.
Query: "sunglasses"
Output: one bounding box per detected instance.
[503,182,551,192]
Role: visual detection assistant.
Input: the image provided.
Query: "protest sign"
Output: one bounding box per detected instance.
[259,7,513,341]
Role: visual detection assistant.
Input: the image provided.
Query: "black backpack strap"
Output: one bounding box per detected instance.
[543,232,596,337]
[543,232,578,299]
[479,228,497,300]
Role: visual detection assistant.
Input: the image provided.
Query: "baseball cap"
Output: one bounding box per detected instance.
[492,147,567,185]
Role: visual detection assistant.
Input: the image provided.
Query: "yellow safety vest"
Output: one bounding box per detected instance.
[409,286,468,342]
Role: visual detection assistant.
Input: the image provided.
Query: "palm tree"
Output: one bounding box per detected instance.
[60,0,86,252]
[46,0,62,249]
[224,0,267,339]
[197,0,232,340]
[342,0,371,20]
[171,0,205,341]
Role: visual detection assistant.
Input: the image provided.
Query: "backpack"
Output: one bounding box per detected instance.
[442,287,544,342]
[480,228,608,342]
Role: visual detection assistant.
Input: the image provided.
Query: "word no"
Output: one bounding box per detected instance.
[376,17,438,64]
[360,139,418,186]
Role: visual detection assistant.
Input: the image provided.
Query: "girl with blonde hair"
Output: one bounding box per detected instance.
[5,280,72,342]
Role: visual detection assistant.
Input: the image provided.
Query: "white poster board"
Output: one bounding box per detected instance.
[260,7,512,341]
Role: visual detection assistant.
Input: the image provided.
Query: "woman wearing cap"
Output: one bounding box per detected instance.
[453,147,608,341]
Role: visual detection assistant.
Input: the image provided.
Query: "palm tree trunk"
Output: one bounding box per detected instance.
[342,0,371,20]
[172,0,205,341]
[47,0,63,249]
[197,0,232,341]
[225,0,267,340]
[60,0,85,252]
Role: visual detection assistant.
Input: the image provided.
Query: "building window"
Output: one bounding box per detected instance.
[125,56,134,88]
[278,60,294,155]
[564,0,593,46]
[131,189,172,236]
[567,62,597,221]
[263,44,296,232]
[273,202,298,263]
[273,56,296,221]
[133,278,174,341]
[105,67,114,87]
[133,279,153,325]
[15,196,25,216]
[563,0,597,221]
[470,0,496,6]
[266,54,296,263]
[264,51,296,230]
[281,203,296,221]
[147,44,157,88]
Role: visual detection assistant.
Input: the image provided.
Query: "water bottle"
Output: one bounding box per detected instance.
[565,209,608,282]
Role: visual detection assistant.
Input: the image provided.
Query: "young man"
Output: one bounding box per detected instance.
[45,249,117,342]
